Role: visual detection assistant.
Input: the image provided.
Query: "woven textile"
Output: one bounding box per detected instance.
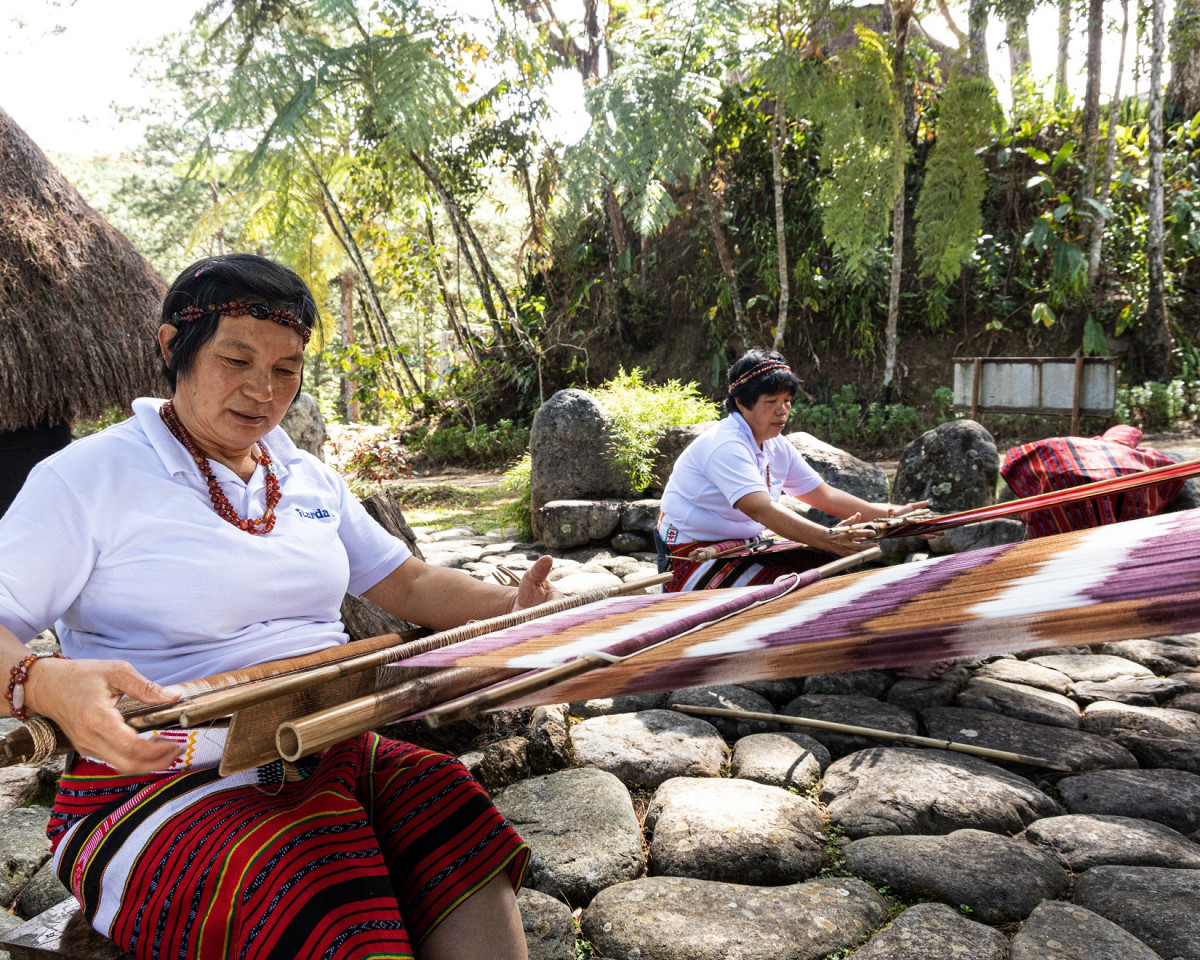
[662,536,827,592]
[48,733,528,960]
[1002,431,1183,537]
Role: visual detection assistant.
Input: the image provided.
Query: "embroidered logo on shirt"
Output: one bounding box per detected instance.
[295,507,333,520]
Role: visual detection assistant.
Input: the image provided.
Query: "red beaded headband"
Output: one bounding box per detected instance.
[728,359,791,393]
[173,300,312,345]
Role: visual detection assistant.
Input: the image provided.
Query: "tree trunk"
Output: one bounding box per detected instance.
[340,271,360,423]
[425,211,480,367]
[697,170,746,345]
[1055,0,1072,107]
[1080,0,1105,212]
[883,0,914,393]
[1138,0,1175,382]
[966,0,989,77]
[770,97,791,352]
[1167,0,1200,120]
[1087,0,1129,285]
[1006,14,1032,98]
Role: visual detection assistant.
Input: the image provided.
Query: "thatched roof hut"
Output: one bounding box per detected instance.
[0,104,166,435]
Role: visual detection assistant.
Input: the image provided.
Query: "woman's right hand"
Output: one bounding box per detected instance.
[22,657,183,773]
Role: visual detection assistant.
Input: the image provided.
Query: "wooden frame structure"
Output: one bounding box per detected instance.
[953,357,1119,436]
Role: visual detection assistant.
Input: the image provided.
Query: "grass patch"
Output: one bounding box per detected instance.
[388,482,523,536]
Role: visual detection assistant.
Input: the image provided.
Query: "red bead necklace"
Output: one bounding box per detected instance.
[159,400,280,535]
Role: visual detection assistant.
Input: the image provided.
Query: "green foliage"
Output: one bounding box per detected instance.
[1114,380,1196,431]
[497,453,534,540]
[71,407,130,440]
[790,385,933,452]
[337,433,413,498]
[913,75,1003,288]
[593,368,721,493]
[414,420,531,466]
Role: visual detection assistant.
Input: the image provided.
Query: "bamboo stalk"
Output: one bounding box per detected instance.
[671,704,1072,771]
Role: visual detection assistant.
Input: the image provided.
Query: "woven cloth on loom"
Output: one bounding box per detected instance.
[394,508,1200,709]
[1001,426,1184,538]
[663,536,826,591]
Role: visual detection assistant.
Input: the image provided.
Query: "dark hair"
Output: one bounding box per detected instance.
[724,348,799,414]
[159,254,320,390]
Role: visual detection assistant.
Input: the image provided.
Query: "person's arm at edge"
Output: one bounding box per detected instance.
[364,554,559,632]
[1,624,183,772]
[799,482,928,524]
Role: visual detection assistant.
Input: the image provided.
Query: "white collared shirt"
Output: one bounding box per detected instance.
[657,412,821,541]
[0,398,410,685]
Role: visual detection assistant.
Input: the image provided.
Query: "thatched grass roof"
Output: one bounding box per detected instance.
[0,105,167,432]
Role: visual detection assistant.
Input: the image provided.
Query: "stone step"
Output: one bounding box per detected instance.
[1,900,132,960]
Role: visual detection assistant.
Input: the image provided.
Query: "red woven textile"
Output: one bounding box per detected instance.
[1000,427,1183,537]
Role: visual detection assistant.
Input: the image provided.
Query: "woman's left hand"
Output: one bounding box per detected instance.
[883,500,930,518]
[511,555,561,612]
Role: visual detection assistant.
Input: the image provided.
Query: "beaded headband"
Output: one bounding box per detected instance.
[173,300,312,345]
[728,359,791,393]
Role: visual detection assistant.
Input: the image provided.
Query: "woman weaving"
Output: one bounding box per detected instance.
[655,349,927,592]
[0,255,544,960]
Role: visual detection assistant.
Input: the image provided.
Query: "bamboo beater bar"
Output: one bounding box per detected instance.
[671,704,1072,771]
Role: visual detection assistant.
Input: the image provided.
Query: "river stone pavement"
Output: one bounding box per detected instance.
[3,526,1200,960]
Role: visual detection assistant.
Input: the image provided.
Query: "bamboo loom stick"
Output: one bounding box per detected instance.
[417,549,882,730]
[687,536,775,562]
[670,704,1072,771]
[833,458,1200,539]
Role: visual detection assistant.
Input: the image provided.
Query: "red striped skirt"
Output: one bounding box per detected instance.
[48,733,528,960]
[662,537,827,592]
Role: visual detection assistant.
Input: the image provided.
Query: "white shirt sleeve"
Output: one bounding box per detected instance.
[779,443,823,497]
[0,462,98,642]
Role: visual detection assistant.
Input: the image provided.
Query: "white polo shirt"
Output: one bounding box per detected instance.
[657,413,822,542]
[0,398,411,686]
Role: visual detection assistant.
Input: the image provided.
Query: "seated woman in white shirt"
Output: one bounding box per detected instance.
[655,349,927,593]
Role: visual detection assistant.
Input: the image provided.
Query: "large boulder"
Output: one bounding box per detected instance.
[784,432,890,525]
[892,420,999,513]
[646,422,717,497]
[530,390,633,537]
[280,392,327,460]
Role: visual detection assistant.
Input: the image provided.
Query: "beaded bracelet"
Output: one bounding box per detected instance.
[6,651,65,722]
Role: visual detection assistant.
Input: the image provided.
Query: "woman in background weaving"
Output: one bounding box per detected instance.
[655,349,927,593]
[0,254,544,960]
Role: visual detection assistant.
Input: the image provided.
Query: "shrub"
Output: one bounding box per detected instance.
[416,420,531,466]
[497,452,534,540]
[593,368,721,493]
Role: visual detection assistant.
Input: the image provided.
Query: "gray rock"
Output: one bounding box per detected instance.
[580,876,890,960]
[885,667,971,712]
[738,678,806,707]
[1096,637,1200,674]
[0,766,41,811]
[538,500,623,550]
[821,747,1062,839]
[730,732,830,790]
[782,695,918,757]
[1170,671,1200,692]
[920,706,1137,774]
[647,423,717,497]
[645,777,826,885]
[1121,733,1200,773]
[619,500,661,533]
[783,433,889,526]
[802,670,894,699]
[495,768,645,906]
[667,685,779,739]
[1081,700,1200,738]
[15,861,71,920]
[954,677,1081,728]
[569,710,726,789]
[1056,769,1200,834]
[611,531,650,554]
[0,807,51,907]
[518,888,577,960]
[972,658,1073,694]
[892,420,999,513]
[1022,814,1200,871]
[852,902,1008,960]
[547,571,623,596]
[1010,899,1165,960]
[527,705,571,775]
[928,517,1025,555]
[570,691,669,717]
[280,392,326,460]
[1073,866,1200,960]
[530,390,633,537]
[478,737,530,792]
[1070,675,1191,706]
[1169,691,1200,713]
[1027,653,1153,682]
[0,906,25,955]
[842,829,1069,923]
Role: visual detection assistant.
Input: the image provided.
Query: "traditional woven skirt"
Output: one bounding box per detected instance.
[660,536,827,592]
[48,730,528,960]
